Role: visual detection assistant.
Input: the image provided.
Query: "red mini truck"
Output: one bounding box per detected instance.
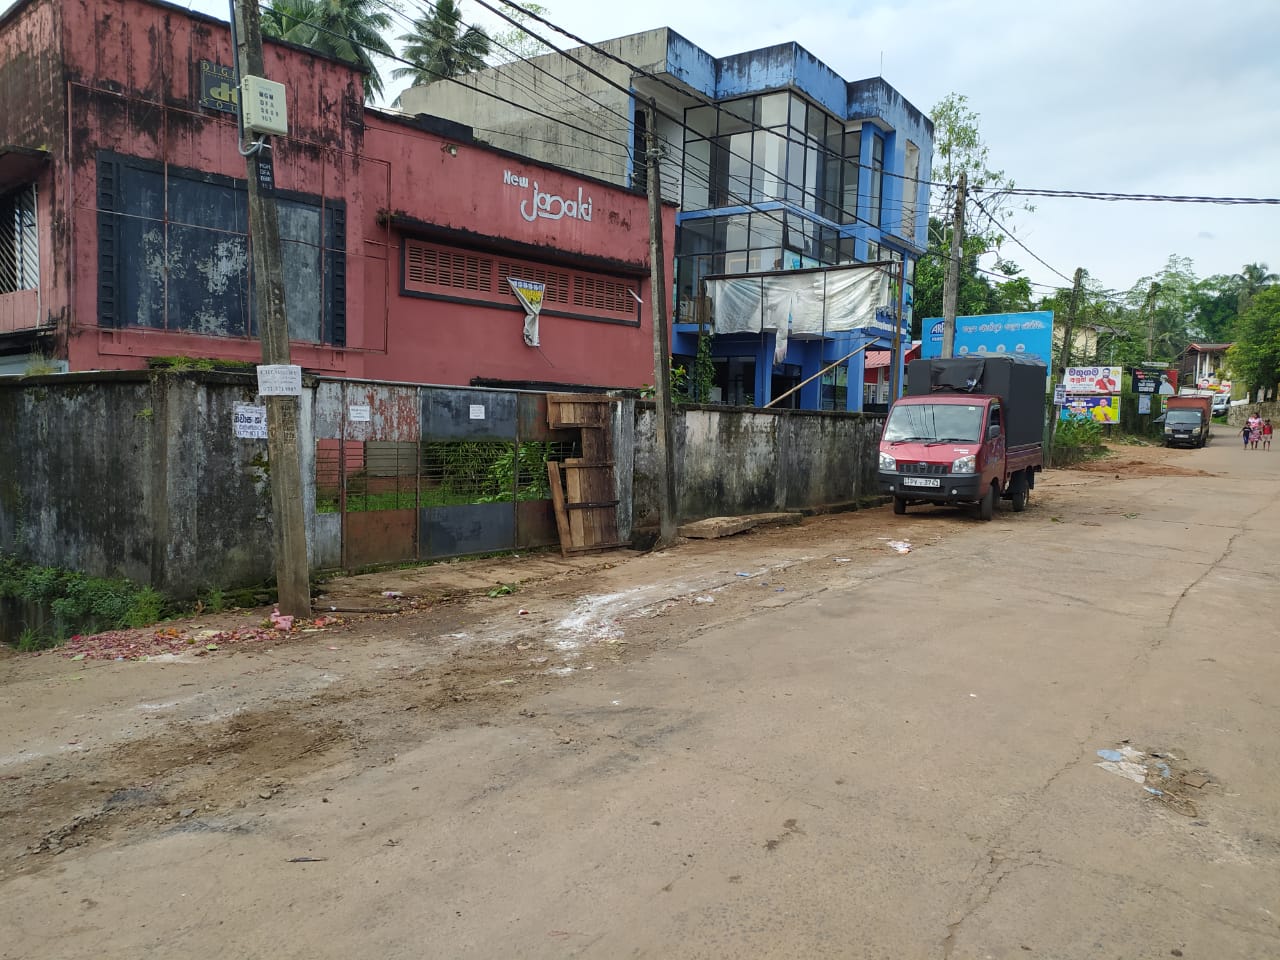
[878,354,1047,521]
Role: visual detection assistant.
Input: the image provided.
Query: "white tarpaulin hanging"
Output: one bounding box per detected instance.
[706,277,763,334]
[707,264,896,361]
[824,267,895,333]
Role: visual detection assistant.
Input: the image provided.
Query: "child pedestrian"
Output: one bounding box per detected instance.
[1264,419,1273,450]
[1243,423,1253,449]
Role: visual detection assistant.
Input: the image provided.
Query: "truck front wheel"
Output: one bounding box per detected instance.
[893,496,907,515]
[977,483,996,522]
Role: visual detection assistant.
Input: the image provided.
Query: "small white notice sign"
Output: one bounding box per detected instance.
[233,403,268,439]
[349,404,371,422]
[257,364,303,396]
[469,404,485,420]
[1053,384,1067,406]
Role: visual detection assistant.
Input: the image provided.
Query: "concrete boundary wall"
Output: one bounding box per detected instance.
[632,401,884,530]
[0,375,884,594]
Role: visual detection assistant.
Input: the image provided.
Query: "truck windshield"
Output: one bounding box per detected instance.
[1167,410,1203,425]
[883,404,983,443]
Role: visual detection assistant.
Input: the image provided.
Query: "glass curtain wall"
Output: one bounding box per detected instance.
[676,92,890,318]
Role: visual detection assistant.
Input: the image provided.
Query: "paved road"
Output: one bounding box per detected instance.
[5,441,1280,959]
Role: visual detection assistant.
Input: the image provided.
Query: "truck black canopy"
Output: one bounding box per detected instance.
[906,354,1048,448]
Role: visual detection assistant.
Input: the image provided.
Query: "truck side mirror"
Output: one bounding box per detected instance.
[987,423,1001,440]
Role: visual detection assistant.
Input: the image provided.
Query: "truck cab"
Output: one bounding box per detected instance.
[880,395,1013,520]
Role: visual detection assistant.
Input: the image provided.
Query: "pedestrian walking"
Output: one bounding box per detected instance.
[1264,419,1273,450]
[1242,423,1253,449]
[1248,414,1262,450]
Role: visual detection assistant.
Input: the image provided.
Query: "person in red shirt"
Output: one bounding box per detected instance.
[1264,419,1273,451]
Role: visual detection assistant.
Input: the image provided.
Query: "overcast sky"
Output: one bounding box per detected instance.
[183,0,1279,294]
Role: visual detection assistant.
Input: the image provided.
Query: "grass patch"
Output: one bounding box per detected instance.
[0,556,174,649]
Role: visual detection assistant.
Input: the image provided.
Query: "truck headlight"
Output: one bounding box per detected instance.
[879,452,896,471]
[952,455,976,474]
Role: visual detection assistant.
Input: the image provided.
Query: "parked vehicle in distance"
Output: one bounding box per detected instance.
[879,354,1047,521]
[1212,394,1230,416]
[1163,395,1212,447]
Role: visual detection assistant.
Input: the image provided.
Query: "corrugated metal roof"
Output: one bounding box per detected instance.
[864,351,891,369]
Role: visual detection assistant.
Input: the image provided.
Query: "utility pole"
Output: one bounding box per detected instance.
[643,101,678,548]
[1047,266,1084,467]
[940,170,966,358]
[1143,282,1160,361]
[231,0,311,615]
[890,257,907,399]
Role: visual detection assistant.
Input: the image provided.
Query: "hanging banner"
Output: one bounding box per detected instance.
[1064,365,1123,394]
[507,277,545,347]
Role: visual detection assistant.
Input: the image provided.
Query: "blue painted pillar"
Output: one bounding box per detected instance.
[756,334,775,407]
[798,340,824,410]
[847,342,867,412]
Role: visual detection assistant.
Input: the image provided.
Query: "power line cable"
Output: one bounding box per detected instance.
[971,194,1074,286]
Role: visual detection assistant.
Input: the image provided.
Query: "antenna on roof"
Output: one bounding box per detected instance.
[879,51,883,76]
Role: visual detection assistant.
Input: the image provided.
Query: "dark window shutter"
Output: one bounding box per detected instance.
[96,155,121,327]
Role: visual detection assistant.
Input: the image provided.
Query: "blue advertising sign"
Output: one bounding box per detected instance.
[921,310,1054,362]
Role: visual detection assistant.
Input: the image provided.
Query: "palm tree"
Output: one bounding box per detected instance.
[390,0,490,100]
[1233,262,1279,315]
[262,0,394,103]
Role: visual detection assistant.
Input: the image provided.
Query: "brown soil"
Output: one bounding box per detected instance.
[1066,441,1217,478]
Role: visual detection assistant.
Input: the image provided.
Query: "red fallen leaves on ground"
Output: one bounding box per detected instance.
[60,614,344,662]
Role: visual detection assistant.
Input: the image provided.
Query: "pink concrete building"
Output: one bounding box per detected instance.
[0,0,673,387]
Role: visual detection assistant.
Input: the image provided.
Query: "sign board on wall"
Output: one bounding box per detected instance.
[1138,395,1152,415]
[233,403,268,439]
[922,311,1054,362]
[257,364,303,396]
[1064,366,1123,394]
[1131,367,1178,395]
[348,404,371,422]
[198,60,239,114]
[1060,395,1119,423]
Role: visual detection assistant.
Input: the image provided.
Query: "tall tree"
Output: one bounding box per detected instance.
[1227,286,1280,394]
[1186,274,1241,343]
[261,0,394,102]
[928,93,1031,253]
[487,2,551,64]
[1233,262,1279,314]
[391,0,491,97]
[912,217,995,335]
[1126,255,1198,359]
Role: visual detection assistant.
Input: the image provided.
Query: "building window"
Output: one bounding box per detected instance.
[901,141,920,240]
[96,153,346,345]
[869,135,884,228]
[401,238,640,325]
[686,95,854,220]
[631,106,648,193]
[0,184,38,294]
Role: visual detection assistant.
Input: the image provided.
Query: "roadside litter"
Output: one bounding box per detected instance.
[1094,744,1210,817]
[880,539,912,554]
[61,614,344,662]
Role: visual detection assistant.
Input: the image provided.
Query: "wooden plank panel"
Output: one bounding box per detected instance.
[565,465,586,546]
[546,462,571,558]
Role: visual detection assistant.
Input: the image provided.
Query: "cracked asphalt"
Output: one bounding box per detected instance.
[3,437,1279,959]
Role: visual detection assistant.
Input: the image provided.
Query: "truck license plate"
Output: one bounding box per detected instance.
[902,477,941,489]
